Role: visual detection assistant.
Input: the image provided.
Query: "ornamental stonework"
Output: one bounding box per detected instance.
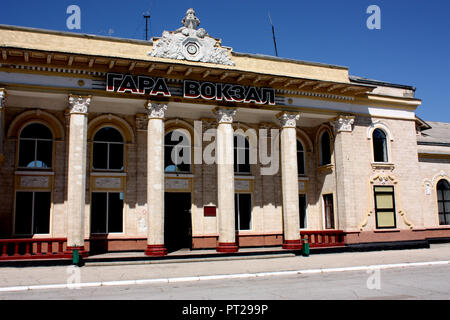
[68,95,91,114]
[149,8,235,66]
[235,180,251,192]
[332,115,355,133]
[145,102,168,119]
[165,179,190,190]
[20,176,49,188]
[277,112,299,128]
[136,114,148,131]
[214,108,236,124]
[95,177,121,189]
[0,89,6,110]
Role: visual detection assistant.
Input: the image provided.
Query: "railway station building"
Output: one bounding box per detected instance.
[0,8,449,259]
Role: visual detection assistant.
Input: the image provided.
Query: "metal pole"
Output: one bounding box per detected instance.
[144,12,151,41]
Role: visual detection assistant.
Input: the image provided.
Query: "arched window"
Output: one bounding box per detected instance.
[18,123,53,169]
[437,180,450,225]
[320,131,331,166]
[373,128,388,162]
[234,134,251,174]
[297,140,305,175]
[92,127,124,171]
[164,130,191,173]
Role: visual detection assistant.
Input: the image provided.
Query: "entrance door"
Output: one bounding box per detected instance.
[164,192,192,252]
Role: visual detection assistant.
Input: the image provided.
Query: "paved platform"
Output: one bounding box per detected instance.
[0,243,449,290]
[0,238,433,267]
[84,246,299,265]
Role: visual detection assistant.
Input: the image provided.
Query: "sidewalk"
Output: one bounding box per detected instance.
[0,243,449,288]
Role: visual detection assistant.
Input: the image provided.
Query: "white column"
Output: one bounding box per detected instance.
[277,112,302,250]
[144,102,168,256]
[332,115,355,231]
[214,107,238,253]
[0,89,6,165]
[66,95,91,254]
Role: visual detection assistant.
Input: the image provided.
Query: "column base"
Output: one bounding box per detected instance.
[282,240,302,250]
[216,242,239,253]
[64,246,89,258]
[145,244,168,257]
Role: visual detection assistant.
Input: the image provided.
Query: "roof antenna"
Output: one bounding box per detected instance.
[143,10,151,40]
[268,11,279,57]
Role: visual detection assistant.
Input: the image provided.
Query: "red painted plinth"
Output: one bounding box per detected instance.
[282,240,302,250]
[145,244,168,257]
[216,242,239,253]
[65,246,89,258]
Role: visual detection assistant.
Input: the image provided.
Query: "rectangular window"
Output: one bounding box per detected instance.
[92,143,108,169]
[323,194,335,229]
[299,194,307,229]
[374,186,396,229]
[91,192,123,234]
[109,144,124,170]
[437,183,450,225]
[14,191,51,235]
[36,140,53,169]
[18,140,35,168]
[165,145,191,173]
[297,151,305,175]
[234,151,251,174]
[235,193,252,231]
[34,192,51,234]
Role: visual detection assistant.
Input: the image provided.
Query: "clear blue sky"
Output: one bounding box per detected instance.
[1,0,449,122]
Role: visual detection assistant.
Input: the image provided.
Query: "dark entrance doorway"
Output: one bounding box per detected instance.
[164,192,192,253]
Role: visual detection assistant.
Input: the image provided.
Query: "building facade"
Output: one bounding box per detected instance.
[0,9,449,259]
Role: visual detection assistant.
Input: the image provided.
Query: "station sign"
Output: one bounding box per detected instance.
[106,73,275,105]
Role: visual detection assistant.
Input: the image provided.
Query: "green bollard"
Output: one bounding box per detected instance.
[72,248,80,266]
[302,238,310,257]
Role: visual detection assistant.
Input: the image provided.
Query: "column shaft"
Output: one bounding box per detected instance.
[215,108,238,253]
[278,113,301,250]
[66,95,90,255]
[332,115,356,231]
[145,103,168,256]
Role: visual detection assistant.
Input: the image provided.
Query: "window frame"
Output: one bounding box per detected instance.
[90,191,125,235]
[374,185,397,229]
[437,179,450,226]
[164,129,192,174]
[299,194,308,229]
[234,193,253,231]
[14,191,52,236]
[92,126,125,172]
[234,133,251,175]
[297,139,306,176]
[319,130,332,166]
[372,128,389,163]
[17,122,54,170]
[322,194,335,229]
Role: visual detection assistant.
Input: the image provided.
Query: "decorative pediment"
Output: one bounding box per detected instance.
[149,8,235,66]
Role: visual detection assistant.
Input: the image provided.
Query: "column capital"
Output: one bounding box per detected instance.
[68,95,91,115]
[145,101,168,120]
[0,88,7,110]
[331,115,355,133]
[213,107,237,124]
[276,112,300,128]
